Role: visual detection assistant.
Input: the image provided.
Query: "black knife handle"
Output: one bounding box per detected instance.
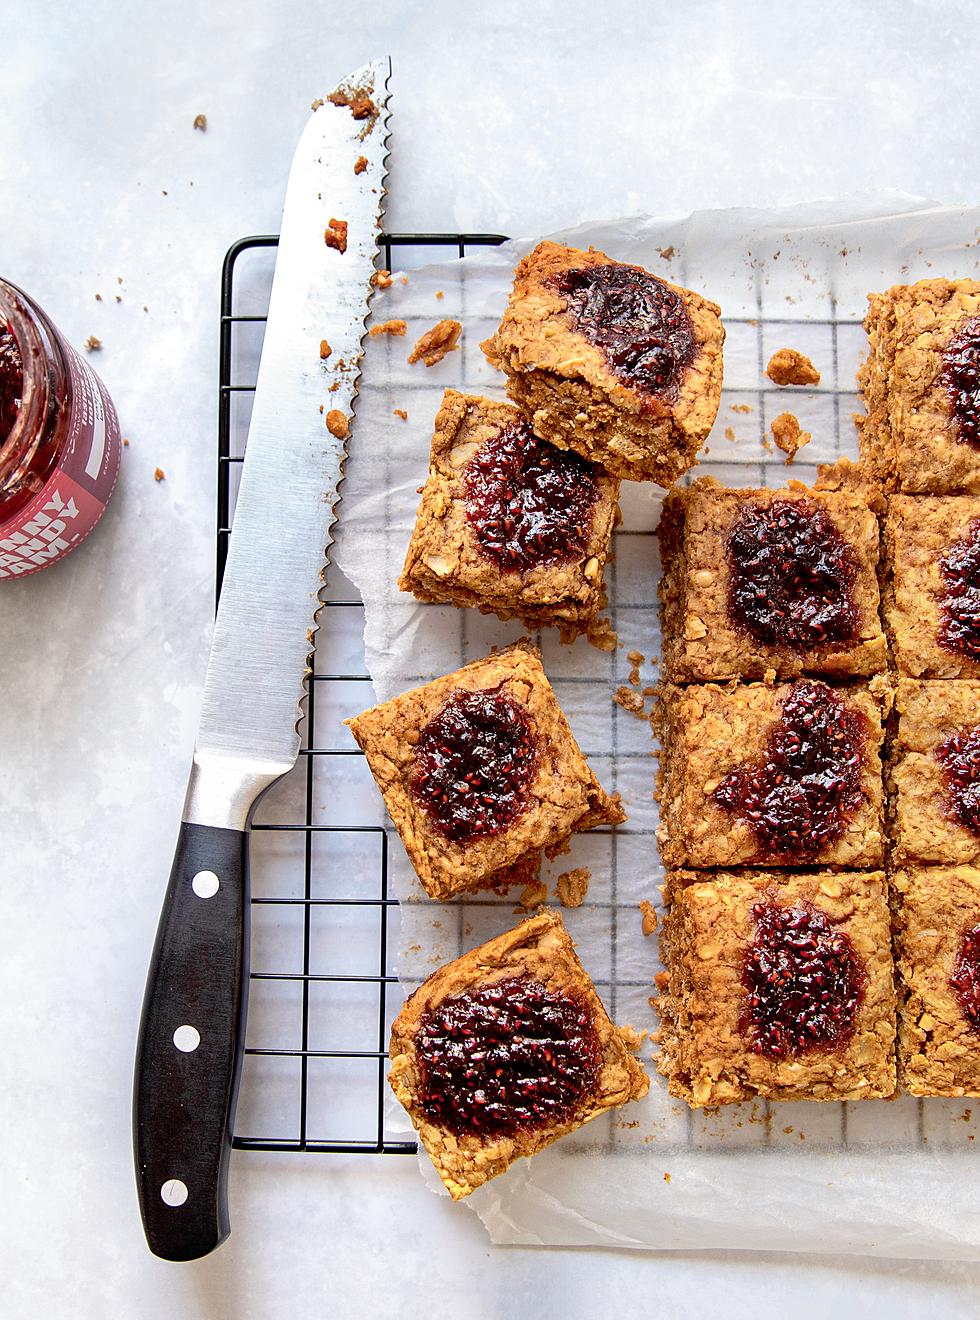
[133,822,250,1261]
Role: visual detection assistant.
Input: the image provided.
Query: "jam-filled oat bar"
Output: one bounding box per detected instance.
[859,279,980,494]
[890,680,980,866]
[656,679,887,871]
[656,870,896,1107]
[884,495,980,679]
[345,642,624,901]
[399,390,619,638]
[389,910,648,1198]
[481,241,724,486]
[658,478,886,681]
[893,865,980,1097]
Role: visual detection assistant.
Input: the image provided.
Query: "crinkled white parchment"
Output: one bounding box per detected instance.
[332,194,980,1258]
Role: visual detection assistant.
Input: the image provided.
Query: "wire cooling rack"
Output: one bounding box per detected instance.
[219,233,506,1156]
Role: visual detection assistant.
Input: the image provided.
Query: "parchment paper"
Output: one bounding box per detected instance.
[332,194,980,1258]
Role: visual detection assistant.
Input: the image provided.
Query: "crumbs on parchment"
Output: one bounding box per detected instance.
[370,320,407,338]
[771,411,811,463]
[514,880,548,912]
[640,900,658,936]
[408,318,462,366]
[614,685,646,719]
[370,269,393,289]
[154,467,166,482]
[556,868,590,908]
[393,408,409,421]
[193,113,207,131]
[766,347,820,386]
[85,336,102,352]
[319,339,332,360]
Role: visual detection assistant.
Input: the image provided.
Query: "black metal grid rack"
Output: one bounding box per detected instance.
[218,233,507,1156]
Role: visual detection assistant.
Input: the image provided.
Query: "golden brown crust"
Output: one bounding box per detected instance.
[893,865,980,1096]
[656,870,897,1107]
[481,241,724,485]
[890,680,980,865]
[884,495,980,678]
[388,911,649,1198]
[345,642,625,900]
[655,681,887,870]
[398,390,620,637]
[859,280,980,494]
[657,477,887,681]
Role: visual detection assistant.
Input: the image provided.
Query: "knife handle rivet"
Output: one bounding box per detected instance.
[173,1024,201,1053]
[191,870,220,899]
[160,1178,188,1208]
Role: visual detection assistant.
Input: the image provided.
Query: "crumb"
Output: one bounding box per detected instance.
[143,306,148,313]
[656,246,676,261]
[115,295,122,303]
[328,381,340,393]
[193,113,207,131]
[326,409,350,440]
[627,649,644,687]
[408,318,462,366]
[614,685,645,718]
[663,1172,671,1184]
[122,437,130,448]
[327,87,375,120]
[640,900,658,936]
[369,319,407,338]
[783,1126,794,1134]
[556,868,590,908]
[154,467,165,481]
[323,218,348,254]
[436,290,444,300]
[619,1024,648,1052]
[399,275,409,285]
[393,408,408,421]
[627,649,644,666]
[766,347,820,386]
[587,617,617,653]
[311,97,324,111]
[730,402,752,414]
[94,293,102,302]
[514,880,548,912]
[724,426,735,441]
[319,339,332,360]
[770,411,812,463]
[370,269,392,289]
[85,336,102,352]
[354,155,368,175]
[762,437,773,453]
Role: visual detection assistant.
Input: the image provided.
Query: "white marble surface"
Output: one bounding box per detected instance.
[6,1,980,1315]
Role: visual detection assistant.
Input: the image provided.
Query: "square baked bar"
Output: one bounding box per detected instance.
[481,241,724,485]
[893,866,980,1097]
[399,390,620,639]
[656,679,887,871]
[656,870,896,1107]
[859,279,980,494]
[389,910,648,1199]
[345,642,624,900]
[884,495,980,678]
[890,679,980,866]
[658,478,887,681]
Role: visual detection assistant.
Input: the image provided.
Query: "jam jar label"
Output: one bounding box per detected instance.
[0,343,120,579]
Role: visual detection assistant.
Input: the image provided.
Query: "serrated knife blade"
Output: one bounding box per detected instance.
[133,56,391,1261]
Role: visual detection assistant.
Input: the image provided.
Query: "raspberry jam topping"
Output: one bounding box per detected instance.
[0,325,23,447]
[413,973,602,1137]
[713,681,869,860]
[937,519,980,662]
[935,723,980,837]
[463,422,600,573]
[950,925,980,1035]
[410,688,538,843]
[554,262,695,399]
[742,901,866,1059]
[725,498,861,651]
[941,317,980,450]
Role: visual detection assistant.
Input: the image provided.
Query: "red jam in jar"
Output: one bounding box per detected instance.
[0,279,121,579]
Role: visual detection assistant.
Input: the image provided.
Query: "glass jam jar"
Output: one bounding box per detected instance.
[0,279,121,579]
